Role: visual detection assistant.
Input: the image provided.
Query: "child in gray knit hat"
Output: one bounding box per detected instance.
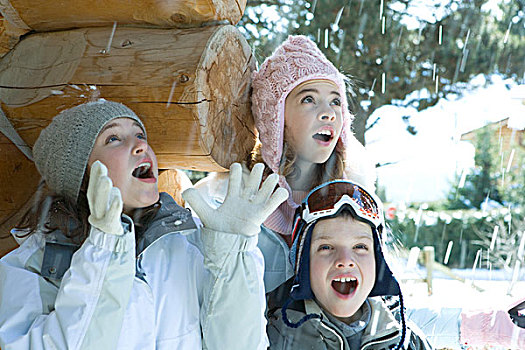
[0,100,287,350]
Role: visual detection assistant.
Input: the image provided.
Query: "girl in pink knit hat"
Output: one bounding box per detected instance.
[192,35,376,293]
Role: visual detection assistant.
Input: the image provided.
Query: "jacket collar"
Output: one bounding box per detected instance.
[135,192,196,256]
[301,298,402,350]
[303,300,347,348]
[40,193,196,280]
[360,298,402,348]
[303,300,369,338]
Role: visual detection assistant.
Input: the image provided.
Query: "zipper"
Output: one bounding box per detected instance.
[319,321,344,350]
[361,329,400,350]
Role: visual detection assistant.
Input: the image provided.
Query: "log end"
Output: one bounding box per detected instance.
[196,25,256,170]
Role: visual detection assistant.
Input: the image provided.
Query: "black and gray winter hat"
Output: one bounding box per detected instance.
[280,180,407,348]
[288,180,401,302]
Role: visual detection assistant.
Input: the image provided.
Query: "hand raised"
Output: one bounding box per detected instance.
[87,161,124,236]
[183,163,288,236]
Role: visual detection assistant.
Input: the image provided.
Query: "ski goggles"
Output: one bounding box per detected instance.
[292,180,383,240]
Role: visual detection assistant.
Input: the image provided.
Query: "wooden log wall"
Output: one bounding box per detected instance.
[0,25,256,170]
[1,0,246,30]
[0,1,255,256]
[158,169,194,207]
[0,16,27,57]
[0,132,39,257]
[0,0,247,58]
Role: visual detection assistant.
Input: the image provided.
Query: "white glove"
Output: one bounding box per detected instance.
[87,160,124,236]
[183,163,288,236]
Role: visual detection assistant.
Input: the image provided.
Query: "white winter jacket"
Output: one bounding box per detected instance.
[0,193,267,350]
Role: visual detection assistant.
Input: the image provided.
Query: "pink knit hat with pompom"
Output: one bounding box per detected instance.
[251,35,352,178]
[251,35,378,234]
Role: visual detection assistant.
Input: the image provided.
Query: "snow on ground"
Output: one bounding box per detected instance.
[402,277,524,311]
[401,278,525,350]
[393,256,525,310]
[391,262,525,349]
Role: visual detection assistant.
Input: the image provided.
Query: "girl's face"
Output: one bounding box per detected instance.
[88,117,159,213]
[284,80,343,167]
[309,216,375,324]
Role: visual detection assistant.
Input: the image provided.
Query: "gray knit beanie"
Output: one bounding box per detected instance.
[33,100,146,202]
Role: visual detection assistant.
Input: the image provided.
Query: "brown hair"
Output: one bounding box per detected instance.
[14,178,91,245]
[14,176,161,245]
[247,132,345,192]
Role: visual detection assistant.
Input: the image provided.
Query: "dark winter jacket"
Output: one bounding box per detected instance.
[267,294,433,350]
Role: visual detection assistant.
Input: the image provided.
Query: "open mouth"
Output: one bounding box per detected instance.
[132,161,155,180]
[331,277,358,295]
[312,129,334,143]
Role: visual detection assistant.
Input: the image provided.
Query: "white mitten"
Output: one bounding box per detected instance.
[87,160,124,236]
[183,163,288,236]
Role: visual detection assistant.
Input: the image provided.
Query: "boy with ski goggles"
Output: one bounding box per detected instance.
[267,180,433,350]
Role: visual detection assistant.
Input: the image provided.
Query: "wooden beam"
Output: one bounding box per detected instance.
[0,132,40,254]
[158,169,193,207]
[0,235,18,257]
[1,0,246,31]
[0,17,28,58]
[423,246,434,296]
[0,25,257,171]
[0,24,256,235]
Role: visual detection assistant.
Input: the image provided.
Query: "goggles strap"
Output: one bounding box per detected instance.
[294,222,314,275]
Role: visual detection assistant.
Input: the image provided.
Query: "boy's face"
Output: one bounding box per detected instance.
[309,215,375,324]
[88,117,159,213]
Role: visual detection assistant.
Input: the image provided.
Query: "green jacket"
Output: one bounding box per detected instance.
[268,297,434,350]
